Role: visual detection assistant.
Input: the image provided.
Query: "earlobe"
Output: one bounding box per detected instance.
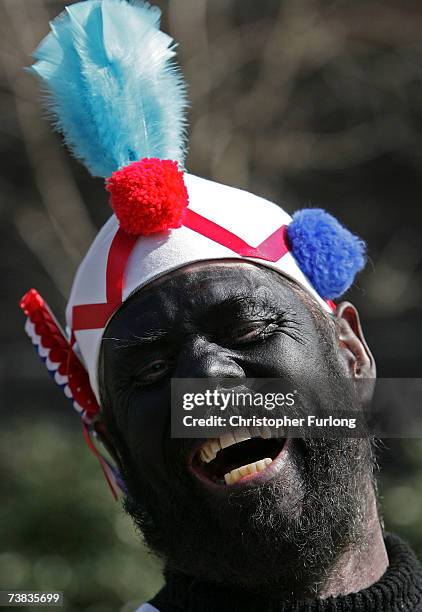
[335,301,376,380]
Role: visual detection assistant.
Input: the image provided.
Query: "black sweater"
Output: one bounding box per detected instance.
[149,534,422,611]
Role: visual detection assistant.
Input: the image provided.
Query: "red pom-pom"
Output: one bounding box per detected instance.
[106,158,189,236]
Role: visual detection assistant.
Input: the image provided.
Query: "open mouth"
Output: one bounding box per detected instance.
[191,428,287,486]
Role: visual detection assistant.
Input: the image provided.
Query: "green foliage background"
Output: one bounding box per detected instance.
[0,417,163,611]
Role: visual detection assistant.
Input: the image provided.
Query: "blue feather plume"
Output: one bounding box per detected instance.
[29,0,188,177]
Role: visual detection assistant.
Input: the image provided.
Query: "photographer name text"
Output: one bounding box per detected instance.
[182,414,357,430]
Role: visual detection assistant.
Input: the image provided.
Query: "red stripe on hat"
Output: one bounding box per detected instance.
[72,229,137,331]
[183,209,288,261]
[72,211,290,331]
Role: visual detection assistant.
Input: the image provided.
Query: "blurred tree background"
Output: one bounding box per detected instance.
[1,0,422,610]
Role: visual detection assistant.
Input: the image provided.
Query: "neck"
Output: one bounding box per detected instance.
[151,523,422,612]
[317,490,388,598]
[152,533,422,612]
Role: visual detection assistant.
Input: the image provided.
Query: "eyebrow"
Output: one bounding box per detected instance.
[102,328,170,351]
[102,292,285,351]
[202,292,281,322]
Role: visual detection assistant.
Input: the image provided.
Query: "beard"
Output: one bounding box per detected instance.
[119,435,374,598]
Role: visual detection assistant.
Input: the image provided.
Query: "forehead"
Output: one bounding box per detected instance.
[105,261,309,337]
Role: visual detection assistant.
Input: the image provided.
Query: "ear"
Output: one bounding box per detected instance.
[335,301,376,379]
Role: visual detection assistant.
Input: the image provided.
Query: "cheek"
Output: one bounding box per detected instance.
[123,385,172,483]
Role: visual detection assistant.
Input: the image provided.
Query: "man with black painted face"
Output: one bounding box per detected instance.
[97,262,422,612]
[21,1,422,611]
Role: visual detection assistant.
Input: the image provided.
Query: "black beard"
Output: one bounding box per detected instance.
[119,433,374,598]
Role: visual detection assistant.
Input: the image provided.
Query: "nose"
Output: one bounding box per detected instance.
[176,335,245,378]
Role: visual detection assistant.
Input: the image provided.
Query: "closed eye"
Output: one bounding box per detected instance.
[226,320,277,346]
[133,358,174,387]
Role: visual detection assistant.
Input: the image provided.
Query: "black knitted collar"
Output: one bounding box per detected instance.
[149,534,422,612]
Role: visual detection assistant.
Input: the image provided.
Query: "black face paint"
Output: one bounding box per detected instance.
[99,262,374,596]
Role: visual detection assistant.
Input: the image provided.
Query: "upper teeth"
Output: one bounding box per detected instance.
[198,426,271,464]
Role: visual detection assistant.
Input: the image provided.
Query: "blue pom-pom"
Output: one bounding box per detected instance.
[287,209,366,299]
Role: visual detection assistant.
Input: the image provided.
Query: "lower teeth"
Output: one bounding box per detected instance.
[224,457,272,485]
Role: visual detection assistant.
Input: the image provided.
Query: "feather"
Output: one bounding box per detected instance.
[28,0,188,177]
